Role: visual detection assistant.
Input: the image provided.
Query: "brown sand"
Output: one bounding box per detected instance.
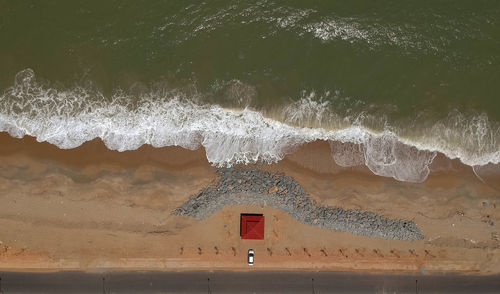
[0,133,499,273]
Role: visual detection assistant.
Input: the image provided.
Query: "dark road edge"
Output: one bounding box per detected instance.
[1,270,499,293]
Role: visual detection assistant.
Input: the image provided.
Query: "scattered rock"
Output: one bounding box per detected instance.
[173,168,425,241]
[268,186,278,194]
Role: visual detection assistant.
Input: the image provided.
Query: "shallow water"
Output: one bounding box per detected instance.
[1,1,499,182]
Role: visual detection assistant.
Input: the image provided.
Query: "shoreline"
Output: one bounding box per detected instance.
[2,69,500,171]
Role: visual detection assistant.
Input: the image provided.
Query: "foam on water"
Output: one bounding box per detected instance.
[1,69,499,183]
[155,1,466,56]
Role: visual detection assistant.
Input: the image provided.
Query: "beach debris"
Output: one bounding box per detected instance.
[173,168,425,241]
[482,201,488,207]
[13,248,26,256]
[198,247,202,255]
[147,229,170,234]
[420,265,428,275]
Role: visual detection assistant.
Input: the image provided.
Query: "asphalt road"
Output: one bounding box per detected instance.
[0,270,499,294]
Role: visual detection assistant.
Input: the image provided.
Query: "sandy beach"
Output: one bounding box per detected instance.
[0,133,499,274]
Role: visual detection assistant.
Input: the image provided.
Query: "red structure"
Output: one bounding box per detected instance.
[240,214,265,240]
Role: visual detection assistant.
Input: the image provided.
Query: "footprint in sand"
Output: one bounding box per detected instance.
[390,249,400,258]
[373,249,384,258]
[339,248,348,258]
[424,249,435,258]
[354,248,364,257]
[409,249,419,257]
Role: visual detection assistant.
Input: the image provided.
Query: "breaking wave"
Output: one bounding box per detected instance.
[1,69,499,183]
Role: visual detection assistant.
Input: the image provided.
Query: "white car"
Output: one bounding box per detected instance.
[248,249,254,266]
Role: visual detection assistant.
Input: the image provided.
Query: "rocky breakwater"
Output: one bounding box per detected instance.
[173,168,424,241]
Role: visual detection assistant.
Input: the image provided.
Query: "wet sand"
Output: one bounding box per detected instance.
[0,133,499,273]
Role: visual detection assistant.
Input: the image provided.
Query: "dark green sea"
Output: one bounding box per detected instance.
[1,0,499,182]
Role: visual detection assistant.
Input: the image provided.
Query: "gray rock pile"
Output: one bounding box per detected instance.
[173,168,424,241]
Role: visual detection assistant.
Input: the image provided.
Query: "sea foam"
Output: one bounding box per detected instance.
[1,69,499,183]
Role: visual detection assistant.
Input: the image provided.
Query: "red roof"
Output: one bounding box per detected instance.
[240,214,265,240]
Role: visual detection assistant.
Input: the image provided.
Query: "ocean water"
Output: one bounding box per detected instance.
[1,1,499,183]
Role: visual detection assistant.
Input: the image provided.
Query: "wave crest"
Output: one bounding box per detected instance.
[1,69,499,183]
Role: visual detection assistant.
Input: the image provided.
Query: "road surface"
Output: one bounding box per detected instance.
[0,270,499,293]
